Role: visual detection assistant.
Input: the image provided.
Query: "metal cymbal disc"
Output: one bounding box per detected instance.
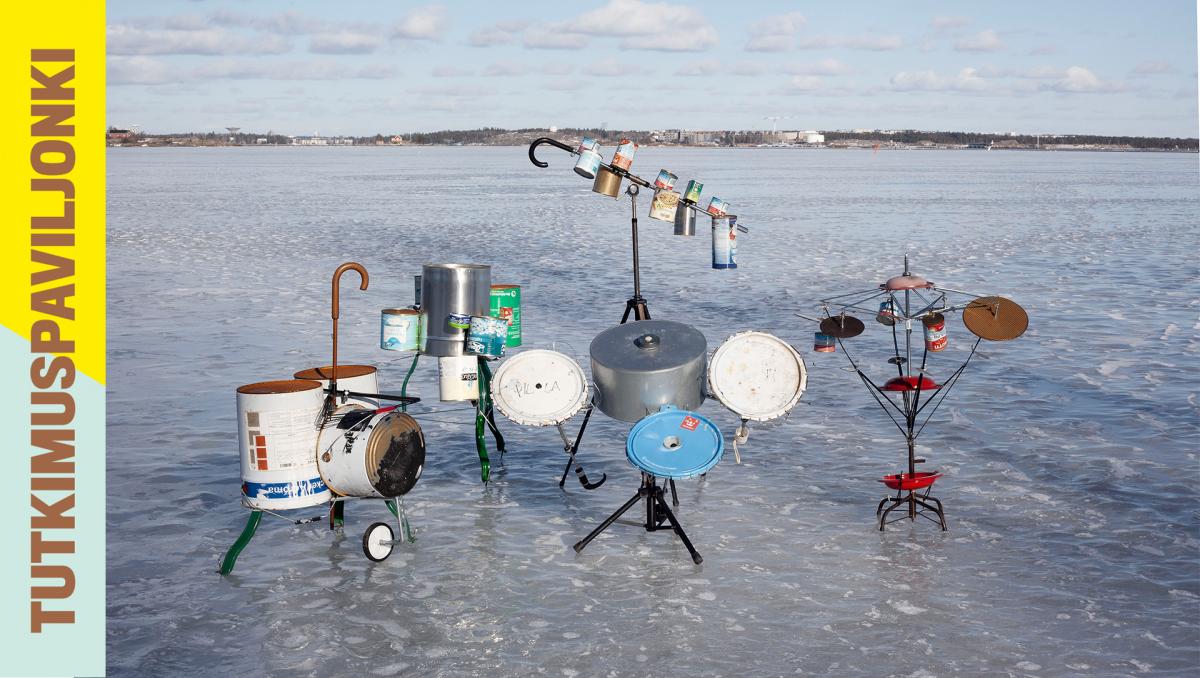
[819,314,865,339]
[962,296,1029,341]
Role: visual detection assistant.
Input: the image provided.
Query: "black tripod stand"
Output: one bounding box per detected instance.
[619,183,651,323]
[572,472,702,564]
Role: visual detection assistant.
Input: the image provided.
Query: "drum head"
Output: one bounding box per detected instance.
[490,350,590,426]
[962,296,1028,341]
[367,412,425,497]
[820,314,864,339]
[709,331,807,422]
[626,409,723,480]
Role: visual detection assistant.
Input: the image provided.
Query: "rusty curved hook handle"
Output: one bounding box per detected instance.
[528,137,576,168]
[329,262,369,394]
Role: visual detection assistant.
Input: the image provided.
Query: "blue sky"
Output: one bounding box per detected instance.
[107,1,1199,137]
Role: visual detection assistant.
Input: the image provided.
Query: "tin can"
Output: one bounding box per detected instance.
[447,312,471,330]
[489,284,522,347]
[611,139,637,171]
[711,216,734,269]
[654,169,677,191]
[923,312,948,352]
[592,166,622,197]
[876,299,898,326]
[674,200,696,236]
[574,148,603,179]
[684,179,703,203]
[728,215,738,268]
[577,136,599,153]
[465,315,509,359]
[813,332,836,353]
[438,355,479,402]
[706,196,729,217]
[414,274,422,308]
[381,308,421,352]
[649,190,680,222]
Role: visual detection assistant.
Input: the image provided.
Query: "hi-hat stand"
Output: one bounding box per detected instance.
[573,472,701,564]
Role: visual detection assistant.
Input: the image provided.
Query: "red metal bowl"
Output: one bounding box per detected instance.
[879,471,942,491]
[882,375,940,392]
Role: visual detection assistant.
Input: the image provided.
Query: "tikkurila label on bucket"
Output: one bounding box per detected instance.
[680,416,699,431]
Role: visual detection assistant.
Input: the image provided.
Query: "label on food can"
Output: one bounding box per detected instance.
[706,196,728,217]
[654,169,677,191]
[711,217,731,269]
[728,216,738,268]
[578,136,599,153]
[447,312,471,329]
[611,139,637,170]
[649,190,680,222]
[684,179,703,203]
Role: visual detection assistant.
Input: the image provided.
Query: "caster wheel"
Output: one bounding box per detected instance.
[362,522,394,562]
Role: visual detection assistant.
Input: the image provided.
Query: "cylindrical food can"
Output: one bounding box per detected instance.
[654,169,677,191]
[813,332,836,353]
[294,364,380,410]
[438,355,479,402]
[413,274,422,308]
[592,165,622,198]
[381,308,421,352]
[611,139,637,171]
[706,196,729,217]
[684,179,703,203]
[649,190,680,223]
[421,263,491,357]
[674,200,696,236]
[711,216,734,269]
[447,312,471,330]
[574,148,603,179]
[876,299,898,326]
[465,315,509,359]
[728,215,739,269]
[489,284,522,347]
[923,312,948,352]
[577,136,599,153]
[236,379,329,510]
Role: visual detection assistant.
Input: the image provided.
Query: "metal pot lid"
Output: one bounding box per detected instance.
[626,408,724,480]
[590,320,707,374]
[490,349,590,427]
[708,331,807,422]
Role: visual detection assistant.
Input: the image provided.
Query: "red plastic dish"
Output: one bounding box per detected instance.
[879,471,942,491]
[883,375,940,391]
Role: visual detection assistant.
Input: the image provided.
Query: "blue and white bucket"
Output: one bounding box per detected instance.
[465,315,508,359]
[381,308,421,352]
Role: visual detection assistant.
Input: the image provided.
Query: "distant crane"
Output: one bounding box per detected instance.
[764,116,788,133]
[226,126,240,144]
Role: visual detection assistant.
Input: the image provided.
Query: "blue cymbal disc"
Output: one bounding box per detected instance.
[626,409,724,480]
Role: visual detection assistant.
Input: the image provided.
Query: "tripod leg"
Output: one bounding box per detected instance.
[559,451,577,488]
[620,301,634,324]
[654,492,702,564]
[668,479,679,506]
[573,489,645,554]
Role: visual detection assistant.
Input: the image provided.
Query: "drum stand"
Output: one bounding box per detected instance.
[573,472,701,564]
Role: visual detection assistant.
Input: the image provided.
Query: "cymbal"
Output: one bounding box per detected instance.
[820,314,865,339]
[962,296,1028,341]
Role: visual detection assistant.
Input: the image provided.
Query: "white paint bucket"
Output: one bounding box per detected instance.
[438,355,479,402]
[317,406,425,498]
[293,365,379,410]
[236,379,330,510]
[708,331,807,422]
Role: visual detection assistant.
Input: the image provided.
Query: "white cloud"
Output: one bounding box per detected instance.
[621,26,717,51]
[675,60,720,76]
[954,29,1004,52]
[891,67,989,92]
[309,31,384,54]
[1131,61,1176,76]
[569,0,718,51]
[583,58,640,77]
[745,11,805,52]
[731,61,767,76]
[432,65,474,77]
[470,27,518,47]
[107,24,291,56]
[523,25,589,50]
[1046,66,1124,93]
[1028,44,1057,55]
[786,75,823,91]
[391,5,449,41]
[482,61,529,77]
[787,58,853,76]
[931,16,970,31]
[108,56,172,85]
[796,34,903,51]
[193,60,400,81]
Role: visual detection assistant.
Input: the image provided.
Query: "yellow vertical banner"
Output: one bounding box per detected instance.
[0,2,106,676]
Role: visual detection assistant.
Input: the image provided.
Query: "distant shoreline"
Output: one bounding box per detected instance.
[106,143,1198,154]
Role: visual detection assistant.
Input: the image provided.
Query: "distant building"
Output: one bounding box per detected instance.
[291,136,354,146]
[107,128,132,141]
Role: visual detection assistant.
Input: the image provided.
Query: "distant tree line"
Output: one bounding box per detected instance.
[823,130,1198,150]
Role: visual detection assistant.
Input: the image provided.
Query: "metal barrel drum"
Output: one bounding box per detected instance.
[316,406,425,498]
[294,364,380,410]
[465,315,508,359]
[923,312,948,351]
[592,166,622,198]
[421,263,491,357]
[236,379,330,510]
[381,308,421,352]
[489,284,521,347]
[590,319,707,422]
[438,355,479,401]
[813,332,836,352]
[626,408,724,480]
[650,190,680,223]
[490,349,590,427]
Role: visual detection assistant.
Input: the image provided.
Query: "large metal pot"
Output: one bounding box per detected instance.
[420,263,491,357]
[589,320,707,422]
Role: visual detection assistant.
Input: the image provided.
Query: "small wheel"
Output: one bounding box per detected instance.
[362,522,395,562]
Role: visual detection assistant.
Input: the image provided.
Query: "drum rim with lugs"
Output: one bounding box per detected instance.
[489,349,590,427]
[708,330,808,422]
[626,408,724,480]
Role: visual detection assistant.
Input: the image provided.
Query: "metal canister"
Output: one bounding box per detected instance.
[673,199,696,236]
[923,312,948,352]
[489,284,521,347]
[592,166,622,197]
[684,179,703,203]
[381,308,421,352]
[711,216,734,269]
[876,299,898,326]
[421,263,491,357]
[611,139,637,171]
[706,196,729,217]
[654,169,677,191]
[574,148,603,179]
[465,315,508,359]
[589,319,708,422]
[649,190,680,223]
[813,332,836,353]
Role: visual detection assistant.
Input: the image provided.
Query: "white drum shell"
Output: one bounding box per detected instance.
[316,408,425,498]
[236,380,330,510]
[490,349,590,426]
[438,355,479,401]
[708,331,807,422]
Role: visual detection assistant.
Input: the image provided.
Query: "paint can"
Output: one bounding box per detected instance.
[413,275,422,308]
[294,364,380,410]
[813,332,836,353]
[654,169,677,190]
[465,315,509,359]
[421,263,491,357]
[574,148,603,179]
[711,216,735,269]
[489,284,522,347]
[317,406,425,499]
[923,312,948,352]
[684,179,703,203]
[673,199,696,235]
[611,139,637,171]
[381,308,421,352]
[592,166,622,198]
[876,299,898,326]
[438,355,480,402]
[728,215,739,268]
[649,190,680,223]
[236,379,330,510]
[706,196,729,217]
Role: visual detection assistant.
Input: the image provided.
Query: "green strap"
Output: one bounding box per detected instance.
[399,353,420,412]
[475,358,491,484]
[218,510,263,575]
[479,360,506,455]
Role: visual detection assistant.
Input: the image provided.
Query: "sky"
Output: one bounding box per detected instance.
[106,0,1200,137]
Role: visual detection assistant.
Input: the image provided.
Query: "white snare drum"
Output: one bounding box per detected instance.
[490,349,590,426]
[708,331,807,422]
[316,406,425,498]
